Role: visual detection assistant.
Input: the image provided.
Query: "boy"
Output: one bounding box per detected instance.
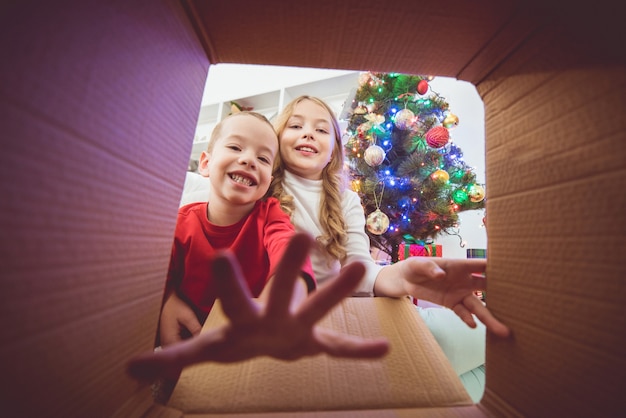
[159,111,315,346]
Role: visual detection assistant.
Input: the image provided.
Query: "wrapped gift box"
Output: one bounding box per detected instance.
[466,248,486,258]
[398,242,442,260]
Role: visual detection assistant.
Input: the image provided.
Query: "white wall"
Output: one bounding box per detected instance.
[200,64,487,259]
[426,77,487,259]
[202,64,355,105]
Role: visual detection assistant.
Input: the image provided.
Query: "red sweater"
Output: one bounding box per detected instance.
[167,198,315,319]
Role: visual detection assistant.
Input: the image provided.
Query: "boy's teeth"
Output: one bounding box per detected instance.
[230,174,252,186]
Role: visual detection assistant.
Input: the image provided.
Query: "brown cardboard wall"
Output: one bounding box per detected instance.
[0,1,209,417]
[183,0,521,78]
[478,18,626,417]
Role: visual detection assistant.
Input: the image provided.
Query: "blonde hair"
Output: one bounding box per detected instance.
[206,111,275,153]
[271,96,348,261]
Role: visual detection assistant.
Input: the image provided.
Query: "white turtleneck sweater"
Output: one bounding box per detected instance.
[282,171,381,296]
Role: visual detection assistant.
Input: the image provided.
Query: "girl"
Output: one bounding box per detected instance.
[270,96,509,401]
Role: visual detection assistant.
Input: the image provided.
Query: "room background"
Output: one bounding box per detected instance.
[193,64,487,259]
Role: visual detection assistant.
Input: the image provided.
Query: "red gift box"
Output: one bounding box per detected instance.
[397,242,442,260]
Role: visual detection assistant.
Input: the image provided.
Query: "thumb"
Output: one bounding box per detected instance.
[408,258,445,281]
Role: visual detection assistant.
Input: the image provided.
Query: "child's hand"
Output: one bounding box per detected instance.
[127,233,389,382]
[159,292,202,346]
[401,257,510,338]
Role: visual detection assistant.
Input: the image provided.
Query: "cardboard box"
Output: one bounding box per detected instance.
[2,0,624,417]
[162,298,471,416]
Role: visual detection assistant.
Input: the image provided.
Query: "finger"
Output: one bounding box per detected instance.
[126,350,183,382]
[463,296,511,338]
[212,251,259,324]
[406,257,446,280]
[315,328,390,358]
[178,311,203,338]
[436,258,486,275]
[127,326,233,382]
[265,233,312,318]
[470,273,487,291]
[297,262,365,326]
[452,302,478,329]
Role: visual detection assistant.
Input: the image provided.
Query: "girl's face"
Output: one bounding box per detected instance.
[279,100,335,180]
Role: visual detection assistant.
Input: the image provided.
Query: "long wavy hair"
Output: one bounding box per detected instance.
[270,96,348,262]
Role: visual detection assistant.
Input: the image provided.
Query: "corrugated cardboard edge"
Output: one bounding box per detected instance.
[174,405,487,417]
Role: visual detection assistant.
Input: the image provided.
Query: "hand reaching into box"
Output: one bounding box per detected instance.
[126,233,390,382]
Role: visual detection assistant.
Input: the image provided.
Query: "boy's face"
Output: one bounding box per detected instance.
[279,99,335,180]
[200,115,278,207]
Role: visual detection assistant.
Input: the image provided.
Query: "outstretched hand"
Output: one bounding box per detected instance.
[399,257,510,338]
[127,233,389,382]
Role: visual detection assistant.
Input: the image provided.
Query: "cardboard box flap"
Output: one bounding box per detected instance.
[167,298,472,414]
[182,0,521,79]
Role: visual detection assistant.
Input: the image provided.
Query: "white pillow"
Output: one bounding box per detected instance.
[179,172,211,207]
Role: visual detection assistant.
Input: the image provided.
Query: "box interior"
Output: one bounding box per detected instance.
[2,0,624,417]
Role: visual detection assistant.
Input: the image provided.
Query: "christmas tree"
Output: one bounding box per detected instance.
[344,72,485,261]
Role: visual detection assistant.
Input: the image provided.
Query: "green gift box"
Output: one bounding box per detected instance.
[466,248,486,258]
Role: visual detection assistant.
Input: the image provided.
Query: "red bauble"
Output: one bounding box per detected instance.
[425,126,450,148]
[417,79,429,95]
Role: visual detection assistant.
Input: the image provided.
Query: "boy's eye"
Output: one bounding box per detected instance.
[288,124,301,129]
[227,145,241,151]
[258,156,271,164]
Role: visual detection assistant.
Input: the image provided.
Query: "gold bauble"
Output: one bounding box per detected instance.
[443,113,459,129]
[468,184,486,202]
[431,169,450,183]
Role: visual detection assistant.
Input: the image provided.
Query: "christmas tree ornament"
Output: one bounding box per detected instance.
[354,104,368,115]
[366,209,390,235]
[417,79,429,95]
[467,184,486,202]
[364,144,386,166]
[425,126,450,148]
[442,113,459,129]
[365,113,385,128]
[431,169,450,183]
[452,189,469,204]
[350,179,361,193]
[394,108,416,129]
[356,123,369,139]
